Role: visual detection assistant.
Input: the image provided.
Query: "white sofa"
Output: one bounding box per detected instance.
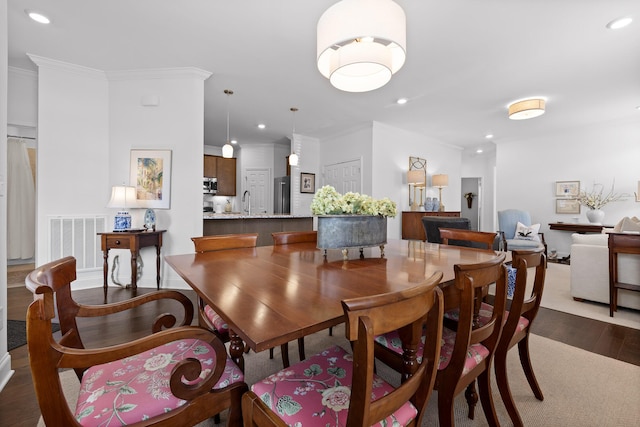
[570,233,640,311]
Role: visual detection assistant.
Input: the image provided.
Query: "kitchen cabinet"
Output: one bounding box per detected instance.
[401,211,461,241]
[204,155,236,196]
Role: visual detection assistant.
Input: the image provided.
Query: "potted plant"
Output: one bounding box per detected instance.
[575,182,627,224]
[311,186,397,258]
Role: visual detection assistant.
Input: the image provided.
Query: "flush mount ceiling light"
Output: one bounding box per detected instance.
[317,0,406,93]
[26,10,51,24]
[606,17,633,30]
[508,98,546,120]
[222,89,234,158]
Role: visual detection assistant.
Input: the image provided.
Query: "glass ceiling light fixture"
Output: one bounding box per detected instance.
[508,98,546,120]
[222,89,234,158]
[288,108,299,166]
[317,0,407,93]
[606,17,633,30]
[25,10,51,24]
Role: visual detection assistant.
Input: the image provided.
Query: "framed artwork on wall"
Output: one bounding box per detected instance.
[556,198,580,214]
[300,172,315,193]
[555,181,580,197]
[130,149,172,209]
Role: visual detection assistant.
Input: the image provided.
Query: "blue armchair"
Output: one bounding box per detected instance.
[498,209,547,254]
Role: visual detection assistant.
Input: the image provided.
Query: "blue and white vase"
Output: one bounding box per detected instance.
[431,198,439,212]
[424,197,433,212]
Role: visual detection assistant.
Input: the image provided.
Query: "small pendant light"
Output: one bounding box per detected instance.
[288,107,299,166]
[222,89,234,158]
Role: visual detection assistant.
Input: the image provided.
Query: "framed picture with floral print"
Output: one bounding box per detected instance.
[130,149,172,209]
[555,181,580,197]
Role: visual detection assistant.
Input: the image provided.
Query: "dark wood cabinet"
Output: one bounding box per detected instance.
[401,211,461,241]
[204,155,236,196]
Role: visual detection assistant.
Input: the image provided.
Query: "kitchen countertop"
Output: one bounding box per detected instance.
[204,213,313,219]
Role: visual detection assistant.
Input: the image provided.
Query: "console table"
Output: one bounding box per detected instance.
[98,230,166,291]
[548,222,613,234]
[402,211,461,241]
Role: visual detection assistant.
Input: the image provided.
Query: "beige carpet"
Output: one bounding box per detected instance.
[41,324,640,427]
[541,263,640,329]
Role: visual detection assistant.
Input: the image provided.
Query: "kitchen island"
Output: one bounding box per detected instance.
[203,213,314,246]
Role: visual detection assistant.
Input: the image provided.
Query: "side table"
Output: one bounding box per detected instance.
[98,230,166,292]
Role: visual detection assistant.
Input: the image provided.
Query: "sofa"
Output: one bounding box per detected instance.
[570,233,640,310]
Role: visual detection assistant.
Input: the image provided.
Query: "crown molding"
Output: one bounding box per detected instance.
[27,54,106,80]
[105,68,212,81]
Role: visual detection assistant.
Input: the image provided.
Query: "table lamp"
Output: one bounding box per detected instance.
[106,185,138,231]
[407,170,425,211]
[432,174,448,212]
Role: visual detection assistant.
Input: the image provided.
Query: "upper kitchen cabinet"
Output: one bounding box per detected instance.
[204,155,236,196]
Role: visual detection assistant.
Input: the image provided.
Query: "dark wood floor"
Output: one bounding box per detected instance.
[1,285,639,427]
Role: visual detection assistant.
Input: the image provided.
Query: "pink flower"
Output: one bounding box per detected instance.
[321,385,351,412]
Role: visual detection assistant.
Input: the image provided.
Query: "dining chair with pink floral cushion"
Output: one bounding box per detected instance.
[242,271,444,427]
[26,256,247,427]
[375,254,508,427]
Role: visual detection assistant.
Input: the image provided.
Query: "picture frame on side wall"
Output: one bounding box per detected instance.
[555,180,580,197]
[300,172,315,193]
[556,198,580,214]
[130,149,172,209]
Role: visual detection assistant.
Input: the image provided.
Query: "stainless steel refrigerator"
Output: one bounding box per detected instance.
[274,176,291,214]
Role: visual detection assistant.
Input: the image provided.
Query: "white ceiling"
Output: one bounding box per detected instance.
[8,0,640,153]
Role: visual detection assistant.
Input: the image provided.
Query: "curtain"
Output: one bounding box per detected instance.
[7,137,36,260]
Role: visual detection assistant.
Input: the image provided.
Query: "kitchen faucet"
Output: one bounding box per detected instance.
[242,190,251,215]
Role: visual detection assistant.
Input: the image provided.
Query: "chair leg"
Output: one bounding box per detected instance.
[464,381,478,419]
[297,337,305,361]
[495,347,524,427]
[269,347,274,359]
[518,335,544,400]
[437,385,456,427]
[329,326,333,336]
[280,342,290,368]
[477,370,500,427]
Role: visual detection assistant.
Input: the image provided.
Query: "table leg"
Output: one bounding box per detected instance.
[156,244,161,290]
[229,330,245,372]
[131,249,138,290]
[102,248,109,301]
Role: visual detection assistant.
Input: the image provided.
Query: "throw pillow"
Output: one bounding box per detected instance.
[620,217,640,233]
[513,221,540,241]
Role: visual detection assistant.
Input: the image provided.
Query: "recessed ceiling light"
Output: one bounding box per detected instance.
[396,98,408,105]
[231,139,238,145]
[476,148,484,154]
[485,134,493,139]
[25,10,51,24]
[257,123,266,130]
[606,17,632,30]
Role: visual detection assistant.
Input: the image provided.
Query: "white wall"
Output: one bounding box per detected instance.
[291,134,319,216]
[1,0,12,390]
[371,122,463,239]
[29,56,110,280]
[496,119,640,257]
[107,68,211,289]
[462,148,497,232]
[7,67,37,127]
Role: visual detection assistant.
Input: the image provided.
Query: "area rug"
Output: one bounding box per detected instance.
[7,320,60,351]
[541,263,640,329]
[39,326,640,426]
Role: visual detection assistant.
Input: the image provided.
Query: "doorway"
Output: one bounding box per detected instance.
[461,177,481,231]
[244,168,270,214]
[323,158,362,193]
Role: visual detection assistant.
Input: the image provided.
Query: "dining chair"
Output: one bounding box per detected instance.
[375,253,508,427]
[242,271,444,427]
[439,228,498,251]
[26,256,247,426]
[192,233,297,369]
[269,231,318,362]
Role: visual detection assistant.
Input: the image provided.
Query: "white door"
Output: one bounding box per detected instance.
[245,168,270,214]
[324,159,362,193]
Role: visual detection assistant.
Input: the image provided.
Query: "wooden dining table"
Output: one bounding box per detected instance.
[164,239,504,370]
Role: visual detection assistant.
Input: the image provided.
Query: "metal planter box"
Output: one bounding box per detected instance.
[317,215,387,258]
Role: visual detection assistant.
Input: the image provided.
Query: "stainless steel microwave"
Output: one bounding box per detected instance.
[203,177,217,194]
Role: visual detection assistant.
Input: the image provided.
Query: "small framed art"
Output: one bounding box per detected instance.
[300,172,315,193]
[555,181,580,197]
[556,198,580,214]
[130,149,172,209]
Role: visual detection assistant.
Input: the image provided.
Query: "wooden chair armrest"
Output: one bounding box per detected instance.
[76,290,194,332]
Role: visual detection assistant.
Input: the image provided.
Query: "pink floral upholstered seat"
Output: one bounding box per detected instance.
[250,345,418,427]
[204,304,229,334]
[443,302,529,333]
[75,338,243,426]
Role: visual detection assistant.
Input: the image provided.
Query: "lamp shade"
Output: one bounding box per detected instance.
[508,98,545,120]
[317,0,406,92]
[106,186,138,209]
[432,174,449,188]
[407,170,425,185]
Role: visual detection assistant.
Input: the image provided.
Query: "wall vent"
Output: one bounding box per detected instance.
[48,215,107,271]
